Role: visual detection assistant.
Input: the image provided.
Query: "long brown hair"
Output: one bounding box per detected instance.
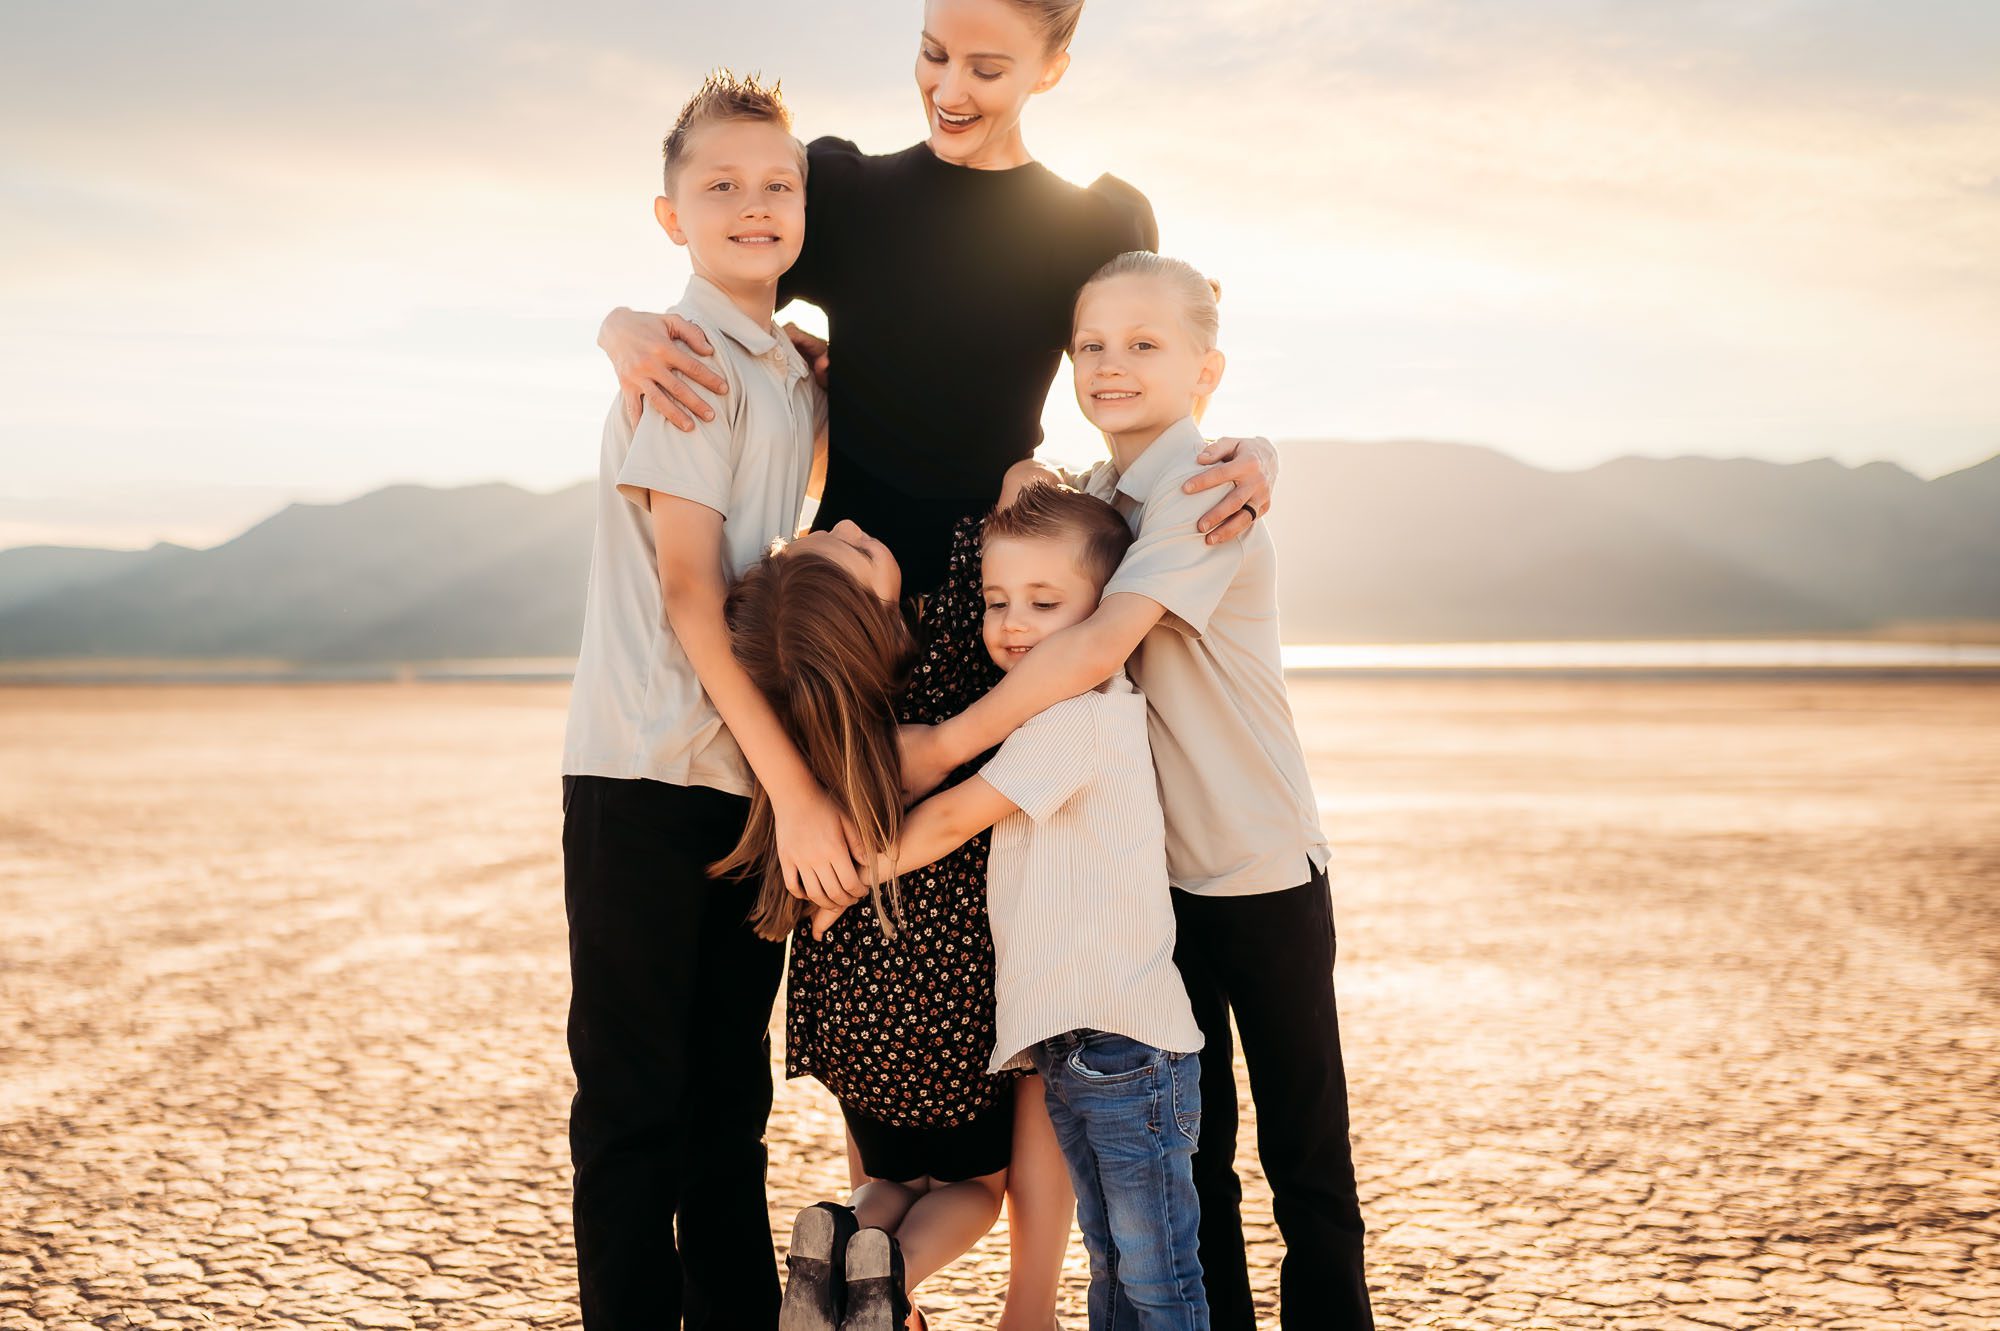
[712,549,917,941]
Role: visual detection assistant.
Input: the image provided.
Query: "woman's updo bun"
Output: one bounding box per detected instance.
[1004,0,1086,53]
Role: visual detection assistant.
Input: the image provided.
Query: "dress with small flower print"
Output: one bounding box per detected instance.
[783,515,1013,1128]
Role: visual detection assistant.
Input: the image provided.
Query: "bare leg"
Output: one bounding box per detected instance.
[851,1177,923,1235]
[888,1169,1008,1293]
[998,1076,1073,1330]
[846,1124,869,1191]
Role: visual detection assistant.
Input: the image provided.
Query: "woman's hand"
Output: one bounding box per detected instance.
[897,723,956,804]
[783,322,831,390]
[1183,436,1279,545]
[771,784,871,913]
[598,307,729,430]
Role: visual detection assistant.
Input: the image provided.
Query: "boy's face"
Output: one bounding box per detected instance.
[980,535,1103,672]
[656,118,806,291]
[1071,274,1225,438]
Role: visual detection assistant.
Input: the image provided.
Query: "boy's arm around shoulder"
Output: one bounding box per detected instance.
[902,598,1154,799]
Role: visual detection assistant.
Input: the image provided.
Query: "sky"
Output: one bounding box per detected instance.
[3,0,1998,550]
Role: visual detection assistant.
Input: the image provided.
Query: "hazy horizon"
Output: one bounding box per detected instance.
[5,1,1999,550]
[3,437,1994,559]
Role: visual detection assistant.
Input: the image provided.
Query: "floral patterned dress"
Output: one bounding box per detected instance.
[783,516,1013,1128]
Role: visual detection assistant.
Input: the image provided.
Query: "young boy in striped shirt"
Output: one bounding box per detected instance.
[828,483,1209,1329]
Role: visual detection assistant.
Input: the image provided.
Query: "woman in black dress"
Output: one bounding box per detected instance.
[598,2,1277,1324]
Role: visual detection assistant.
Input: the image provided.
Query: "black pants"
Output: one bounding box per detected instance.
[1172,867,1374,1330]
[563,775,787,1331]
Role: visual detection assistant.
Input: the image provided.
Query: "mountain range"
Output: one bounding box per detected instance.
[1,443,1994,660]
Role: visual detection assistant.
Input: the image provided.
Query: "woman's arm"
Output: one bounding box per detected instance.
[649,494,869,911]
[598,308,731,431]
[1185,436,1279,544]
[900,592,1165,799]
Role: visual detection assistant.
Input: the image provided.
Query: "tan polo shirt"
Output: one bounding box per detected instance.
[978,672,1204,1071]
[561,275,824,793]
[1076,417,1331,896]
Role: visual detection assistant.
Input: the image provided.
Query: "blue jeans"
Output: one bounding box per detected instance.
[1031,1031,1208,1331]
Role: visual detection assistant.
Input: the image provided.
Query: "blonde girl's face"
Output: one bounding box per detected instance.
[1071,274,1226,436]
[915,0,1070,169]
[784,520,903,605]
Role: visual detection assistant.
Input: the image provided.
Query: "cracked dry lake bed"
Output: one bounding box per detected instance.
[2,678,1996,1329]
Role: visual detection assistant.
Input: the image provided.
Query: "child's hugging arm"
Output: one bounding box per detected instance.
[649,498,869,910]
[997,457,1110,509]
[619,391,869,913]
[901,594,1162,799]
[812,696,1100,938]
[904,469,1245,799]
[809,774,1019,939]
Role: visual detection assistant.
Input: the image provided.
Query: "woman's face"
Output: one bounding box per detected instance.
[785,520,903,604]
[915,0,1069,169]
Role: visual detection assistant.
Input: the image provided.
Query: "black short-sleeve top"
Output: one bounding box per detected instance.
[779,138,1157,593]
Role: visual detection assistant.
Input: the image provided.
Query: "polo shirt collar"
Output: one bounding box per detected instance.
[680,274,782,358]
[1114,416,1205,503]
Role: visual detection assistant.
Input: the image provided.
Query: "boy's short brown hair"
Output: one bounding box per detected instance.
[982,481,1134,590]
[662,69,802,192]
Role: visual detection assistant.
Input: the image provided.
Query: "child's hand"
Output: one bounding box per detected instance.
[772,784,870,911]
[809,903,848,940]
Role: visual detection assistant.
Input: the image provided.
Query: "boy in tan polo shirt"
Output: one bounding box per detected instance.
[559,73,866,1331]
[902,252,1374,1330]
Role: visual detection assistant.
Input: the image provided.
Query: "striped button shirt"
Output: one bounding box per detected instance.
[978,672,1204,1073]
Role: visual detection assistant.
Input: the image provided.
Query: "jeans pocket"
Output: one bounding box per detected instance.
[1169,1051,1202,1144]
[1066,1034,1161,1087]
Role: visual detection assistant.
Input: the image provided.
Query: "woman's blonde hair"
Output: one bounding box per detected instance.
[712,549,917,941]
[1005,0,1086,53]
[1076,250,1223,349]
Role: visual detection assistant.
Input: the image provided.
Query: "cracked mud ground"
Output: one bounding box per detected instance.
[2,678,1995,1329]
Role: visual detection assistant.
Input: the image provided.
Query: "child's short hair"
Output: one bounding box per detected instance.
[661,69,801,193]
[983,482,1134,589]
[1076,251,1222,349]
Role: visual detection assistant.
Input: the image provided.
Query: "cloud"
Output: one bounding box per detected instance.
[3,1,1998,548]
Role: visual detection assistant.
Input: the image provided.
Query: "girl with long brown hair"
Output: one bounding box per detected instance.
[721,516,1016,1330]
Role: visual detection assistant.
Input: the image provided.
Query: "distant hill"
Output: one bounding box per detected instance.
[1262,444,2000,641]
[0,542,191,615]
[0,446,1994,660]
[0,484,594,660]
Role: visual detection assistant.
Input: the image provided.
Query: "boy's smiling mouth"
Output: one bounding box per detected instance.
[729,232,781,245]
